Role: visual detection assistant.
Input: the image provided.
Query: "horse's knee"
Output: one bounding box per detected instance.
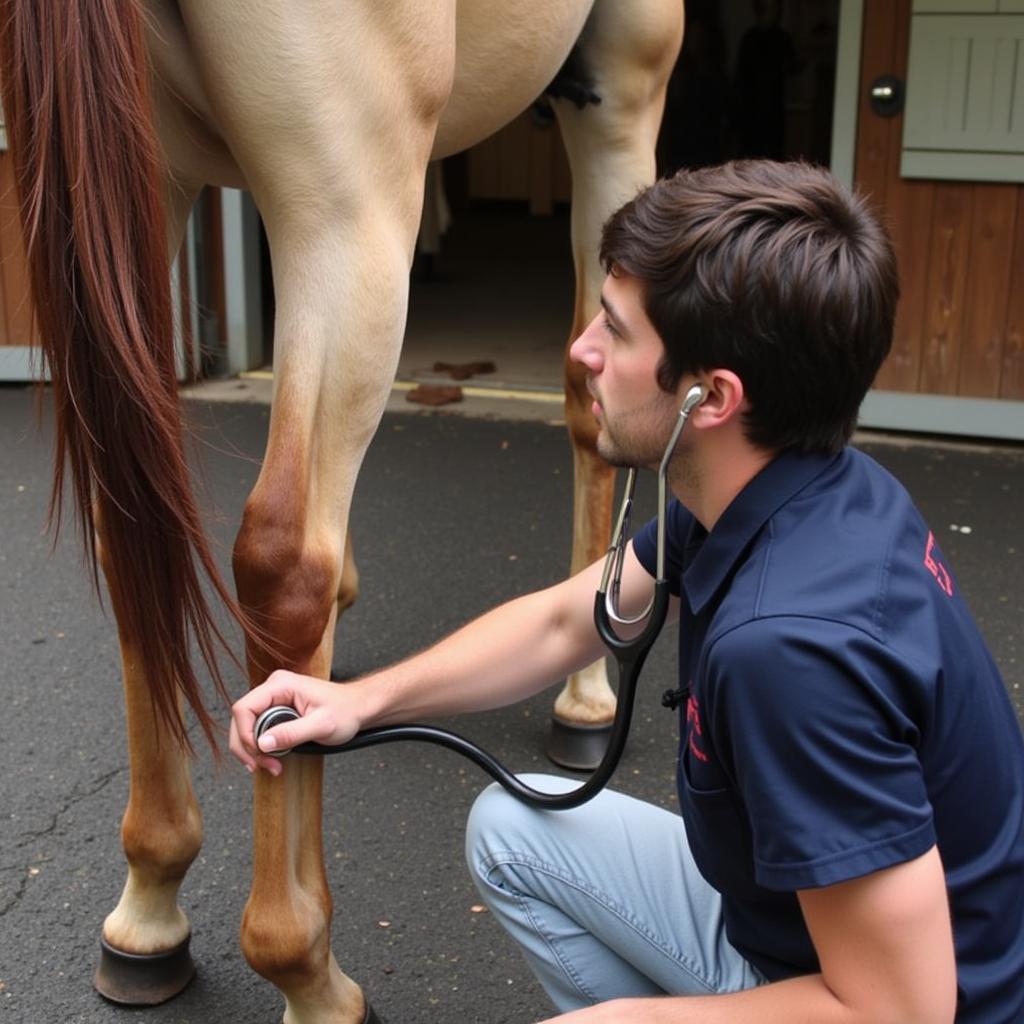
[233,497,341,670]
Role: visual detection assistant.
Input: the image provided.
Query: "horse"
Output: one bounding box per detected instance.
[0,1,683,1020]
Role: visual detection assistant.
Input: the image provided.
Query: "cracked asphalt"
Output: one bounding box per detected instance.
[1,386,1021,1023]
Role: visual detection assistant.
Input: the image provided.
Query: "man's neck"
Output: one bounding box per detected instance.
[669,433,775,532]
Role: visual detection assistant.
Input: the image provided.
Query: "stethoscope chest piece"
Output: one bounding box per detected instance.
[254,705,302,757]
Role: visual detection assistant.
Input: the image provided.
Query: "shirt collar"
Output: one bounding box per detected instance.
[681,449,843,615]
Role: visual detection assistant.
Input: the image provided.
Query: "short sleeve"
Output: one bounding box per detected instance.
[705,616,937,891]
[631,500,698,596]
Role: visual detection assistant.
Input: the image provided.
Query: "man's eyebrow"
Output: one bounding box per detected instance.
[600,293,628,334]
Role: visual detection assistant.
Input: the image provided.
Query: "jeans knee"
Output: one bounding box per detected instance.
[465,774,580,887]
[465,781,509,885]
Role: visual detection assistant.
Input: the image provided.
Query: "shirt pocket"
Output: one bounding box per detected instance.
[678,751,759,898]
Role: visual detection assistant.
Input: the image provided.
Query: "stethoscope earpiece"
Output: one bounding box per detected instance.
[680,384,707,416]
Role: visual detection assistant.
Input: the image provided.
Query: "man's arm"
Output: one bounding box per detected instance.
[229,545,675,774]
[545,846,957,1024]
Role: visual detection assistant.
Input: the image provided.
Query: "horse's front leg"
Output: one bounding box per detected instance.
[548,0,683,768]
[232,469,360,1024]
[231,222,419,1020]
[227,91,450,1024]
[230,230,409,1024]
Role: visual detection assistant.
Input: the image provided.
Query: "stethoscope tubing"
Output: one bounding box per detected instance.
[268,582,670,810]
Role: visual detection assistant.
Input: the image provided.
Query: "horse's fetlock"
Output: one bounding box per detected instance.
[121,801,202,884]
[241,899,330,984]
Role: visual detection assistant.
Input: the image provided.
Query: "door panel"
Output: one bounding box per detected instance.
[855,0,1024,400]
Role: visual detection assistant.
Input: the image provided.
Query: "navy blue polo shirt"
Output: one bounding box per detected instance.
[632,447,1024,1022]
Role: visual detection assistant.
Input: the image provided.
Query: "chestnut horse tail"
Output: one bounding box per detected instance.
[0,0,259,752]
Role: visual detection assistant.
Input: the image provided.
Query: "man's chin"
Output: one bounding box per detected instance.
[596,437,634,469]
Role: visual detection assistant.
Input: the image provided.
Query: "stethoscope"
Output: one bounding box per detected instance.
[254,384,707,809]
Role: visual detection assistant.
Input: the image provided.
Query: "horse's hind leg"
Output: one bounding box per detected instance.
[93,184,205,1004]
[548,0,683,767]
[93,605,202,1004]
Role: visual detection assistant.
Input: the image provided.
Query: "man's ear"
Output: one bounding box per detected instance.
[688,370,745,429]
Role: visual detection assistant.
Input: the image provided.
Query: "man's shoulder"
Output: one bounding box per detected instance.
[719,447,924,637]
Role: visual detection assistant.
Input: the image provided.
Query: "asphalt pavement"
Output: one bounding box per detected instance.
[1,385,1021,1024]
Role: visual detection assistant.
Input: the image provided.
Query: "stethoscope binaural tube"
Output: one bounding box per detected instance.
[254,385,706,810]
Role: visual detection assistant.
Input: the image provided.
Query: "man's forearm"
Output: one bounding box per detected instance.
[550,973,929,1024]
[355,579,605,730]
[229,550,662,768]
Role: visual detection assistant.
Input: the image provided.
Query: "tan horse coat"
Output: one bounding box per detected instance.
[0,1,682,1019]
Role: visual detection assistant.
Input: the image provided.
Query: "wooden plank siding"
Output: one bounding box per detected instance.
[856,0,1024,402]
[467,112,572,215]
[1002,205,1024,399]
[860,0,934,392]
[0,154,218,377]
[0,150,35,348]
[959,184,1019,397]
[919,183,973,395]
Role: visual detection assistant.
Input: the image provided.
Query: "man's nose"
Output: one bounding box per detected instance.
[569,314,605,371]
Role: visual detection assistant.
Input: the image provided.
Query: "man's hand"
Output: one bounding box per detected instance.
[229,669,365,776]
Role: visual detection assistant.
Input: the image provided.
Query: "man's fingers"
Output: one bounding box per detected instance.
[231,673,304,748]
[228,671,345,775]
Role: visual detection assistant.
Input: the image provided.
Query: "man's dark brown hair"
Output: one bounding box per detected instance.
[600,160,899,455]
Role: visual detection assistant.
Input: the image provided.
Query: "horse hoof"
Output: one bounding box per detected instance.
[545,715,612,771]
[93,934,196,1005]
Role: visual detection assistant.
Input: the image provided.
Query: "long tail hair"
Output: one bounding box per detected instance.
[0,0,259,752]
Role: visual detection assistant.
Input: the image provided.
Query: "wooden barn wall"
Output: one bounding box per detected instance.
[0,149,35,349]
[856,0,1024,402]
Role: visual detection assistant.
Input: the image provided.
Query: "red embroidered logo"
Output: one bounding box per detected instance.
[924,531,954,597]
[686,694,709,763]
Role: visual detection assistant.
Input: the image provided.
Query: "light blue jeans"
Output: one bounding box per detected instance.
[465,774,766,1013]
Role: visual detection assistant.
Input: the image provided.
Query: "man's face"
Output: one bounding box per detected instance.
[569,272,686,470]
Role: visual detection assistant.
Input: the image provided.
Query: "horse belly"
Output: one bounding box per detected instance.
[432,0,594,158]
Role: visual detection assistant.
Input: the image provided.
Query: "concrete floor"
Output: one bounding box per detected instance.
[401,207,575,394]
[3,206,1022,1024]
[190,206,576,422]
